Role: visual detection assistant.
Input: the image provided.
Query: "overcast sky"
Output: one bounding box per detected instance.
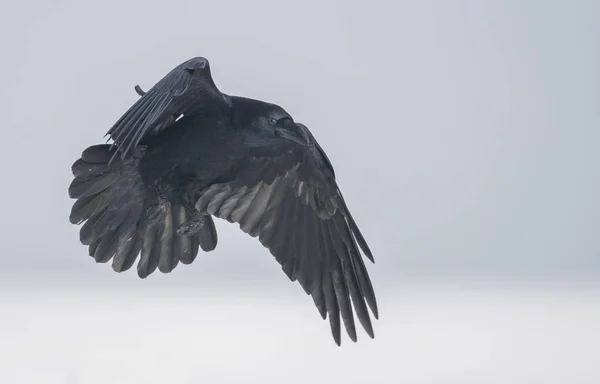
[1,1,599,382]
[1,0,597,286]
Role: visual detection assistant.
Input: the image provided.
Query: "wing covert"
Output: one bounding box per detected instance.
[193,141,377,345]
[106,57,229,161]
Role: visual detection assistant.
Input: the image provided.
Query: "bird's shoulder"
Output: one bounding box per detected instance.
[237,126,338,201]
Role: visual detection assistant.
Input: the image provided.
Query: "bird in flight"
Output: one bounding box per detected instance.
[68,57,378,345]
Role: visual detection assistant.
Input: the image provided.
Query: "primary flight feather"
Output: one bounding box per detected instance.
[68,56,378,345]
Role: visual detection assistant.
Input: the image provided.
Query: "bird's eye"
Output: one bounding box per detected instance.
[267,117,278,126]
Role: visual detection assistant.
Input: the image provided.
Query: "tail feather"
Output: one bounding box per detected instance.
[81,144,115,163]
[80,207,108,245]
[68,170,121,199]
[157,207,176,273]
[94,227,121,263]
[177,225,201,265]
[70,193,104,225]
[113,234,142,273]
[138,223,160,278]
[71,159,113,178]
[172,204,194,264]
[68,144,218,277]
[197,215,218,252]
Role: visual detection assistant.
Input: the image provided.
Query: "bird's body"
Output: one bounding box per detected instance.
[68,57,378,345]
[138,113,242,199]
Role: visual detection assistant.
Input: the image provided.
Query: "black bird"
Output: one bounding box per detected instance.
[68,57,378,345]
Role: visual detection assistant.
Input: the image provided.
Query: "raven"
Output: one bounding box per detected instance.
[68,57,378,345]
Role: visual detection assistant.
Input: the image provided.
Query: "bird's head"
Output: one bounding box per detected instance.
[231,96,310,147]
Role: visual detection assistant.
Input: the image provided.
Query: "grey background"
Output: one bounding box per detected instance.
[1,1,599,383]
[1,0,598,286]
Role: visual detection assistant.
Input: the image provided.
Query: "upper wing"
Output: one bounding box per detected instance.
[106,57,229,160]
[193,128,378,345]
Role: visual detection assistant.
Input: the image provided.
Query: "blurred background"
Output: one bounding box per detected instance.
[0,0,598,383]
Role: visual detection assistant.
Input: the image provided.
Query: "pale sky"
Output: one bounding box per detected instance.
[2,1,599,287]
[0,1,599,382]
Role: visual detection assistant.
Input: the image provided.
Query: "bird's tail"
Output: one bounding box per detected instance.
[68,144,217,278]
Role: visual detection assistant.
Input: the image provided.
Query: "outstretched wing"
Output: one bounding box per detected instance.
[193,126,378,345]
[106,57,229,160]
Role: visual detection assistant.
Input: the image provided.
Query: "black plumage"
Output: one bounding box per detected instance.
[68,57,378,345]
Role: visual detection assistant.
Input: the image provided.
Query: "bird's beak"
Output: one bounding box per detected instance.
[275,119,310,146]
